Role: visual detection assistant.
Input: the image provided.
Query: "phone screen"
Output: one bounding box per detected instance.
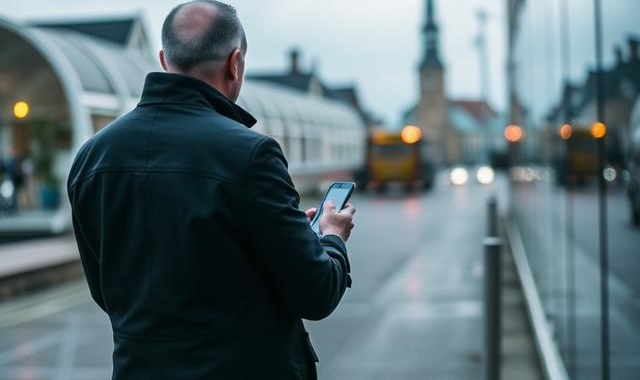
[310,184,353,234]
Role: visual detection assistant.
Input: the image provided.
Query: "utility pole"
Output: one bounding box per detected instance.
[593,0,610,378]
[558,0,577,376]
[476,9,491,164]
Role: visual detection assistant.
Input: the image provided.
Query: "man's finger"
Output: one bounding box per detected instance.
[304,207,317,222]
[341,204,356,216]
[345,203,356,215]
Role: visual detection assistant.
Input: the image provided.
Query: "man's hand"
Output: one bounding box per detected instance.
[320,201,356,242]
[304,207,318,222]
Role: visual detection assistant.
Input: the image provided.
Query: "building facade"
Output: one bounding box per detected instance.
[404,0,502,166]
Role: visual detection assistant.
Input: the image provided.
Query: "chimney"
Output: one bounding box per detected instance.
[615,45,623,66]
[310,57,319,75]
[289,48,300,75]
[628,37,639,63]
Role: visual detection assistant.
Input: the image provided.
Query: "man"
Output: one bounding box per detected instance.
[67,1,355,379]
[2,146,25,213]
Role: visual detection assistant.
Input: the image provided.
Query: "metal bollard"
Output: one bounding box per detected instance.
[484,196,502,380]
[487,196,498,237]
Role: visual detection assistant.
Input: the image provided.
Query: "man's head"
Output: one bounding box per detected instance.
[160,0,247,101]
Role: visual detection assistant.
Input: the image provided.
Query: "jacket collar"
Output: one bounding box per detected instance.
[138,72,257,128]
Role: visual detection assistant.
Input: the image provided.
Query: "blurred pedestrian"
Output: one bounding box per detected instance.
[67,1,355,379]
[2,146,24,213]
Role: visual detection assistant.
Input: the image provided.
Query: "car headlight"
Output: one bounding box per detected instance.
[476,166,495,185]
[450,167,469,186]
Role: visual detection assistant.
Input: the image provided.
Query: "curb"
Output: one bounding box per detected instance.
[505,214,569,380]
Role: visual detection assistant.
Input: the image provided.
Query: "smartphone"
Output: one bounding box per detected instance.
[310,182,355,234]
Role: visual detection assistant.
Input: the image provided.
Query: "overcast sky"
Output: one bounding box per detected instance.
[6,0,506,126]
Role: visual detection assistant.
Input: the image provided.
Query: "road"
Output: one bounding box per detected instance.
[0,176,504,379]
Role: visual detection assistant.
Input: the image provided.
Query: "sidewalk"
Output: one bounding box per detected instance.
[501,243,543,379]
[305,190,543,379]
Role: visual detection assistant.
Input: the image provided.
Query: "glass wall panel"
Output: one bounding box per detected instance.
[509,0,640,378]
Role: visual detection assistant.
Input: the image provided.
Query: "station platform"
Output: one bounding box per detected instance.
[0,235,80,301]
[0,209,70,237]
[0,176,542,379]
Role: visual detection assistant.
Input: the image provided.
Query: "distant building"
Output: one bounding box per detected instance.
[448,100,502,164]
[248,48,377,127]
[31,14,154,58]
[403,0,502,166]
[547,37,640,166]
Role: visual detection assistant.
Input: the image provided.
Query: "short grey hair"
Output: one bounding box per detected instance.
[161,0,247,71]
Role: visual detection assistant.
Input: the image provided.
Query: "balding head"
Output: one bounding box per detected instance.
[160,0,247,100]
[162,1,246,71]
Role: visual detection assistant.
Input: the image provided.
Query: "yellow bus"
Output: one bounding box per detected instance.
[555,125,599,185]
[366,126,436,191]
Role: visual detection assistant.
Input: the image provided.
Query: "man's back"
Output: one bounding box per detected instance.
[68,73,352,379]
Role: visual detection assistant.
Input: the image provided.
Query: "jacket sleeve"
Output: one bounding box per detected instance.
[244,137,352,321]
[70,209,107,313]
[67,141,107,313]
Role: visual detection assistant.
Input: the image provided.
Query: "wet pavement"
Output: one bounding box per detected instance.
[0,175,508,379]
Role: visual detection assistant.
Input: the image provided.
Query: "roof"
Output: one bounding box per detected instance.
[449,100,497,122]
[247,73,317,93]
[247,71,377,126]
[30,16,138,46]
[25,26,158,97]
[402,99,500,134]
[573,59,640,117]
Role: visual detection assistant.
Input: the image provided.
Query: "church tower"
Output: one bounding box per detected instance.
[416,0,449,165]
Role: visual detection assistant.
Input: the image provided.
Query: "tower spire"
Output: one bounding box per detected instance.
[426,0,435,29]
[421,0,443,68]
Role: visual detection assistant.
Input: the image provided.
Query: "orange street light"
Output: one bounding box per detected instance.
[401,125,422,144]
[591,121,607,139]
[504,124,524,143]
[560,124,572,140]
[13,101,29,119]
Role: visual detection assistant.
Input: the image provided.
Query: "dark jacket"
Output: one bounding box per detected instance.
[67,72,352,380]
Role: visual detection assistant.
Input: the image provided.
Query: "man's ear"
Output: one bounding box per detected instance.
[159,50,169,72]
[228,48,242,81]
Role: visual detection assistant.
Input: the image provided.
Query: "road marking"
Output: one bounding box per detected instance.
[54,315,80,380]
[471,261,483,279]
[0,332,65,366]
[0,366,111,379]
[0,282,90,329]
